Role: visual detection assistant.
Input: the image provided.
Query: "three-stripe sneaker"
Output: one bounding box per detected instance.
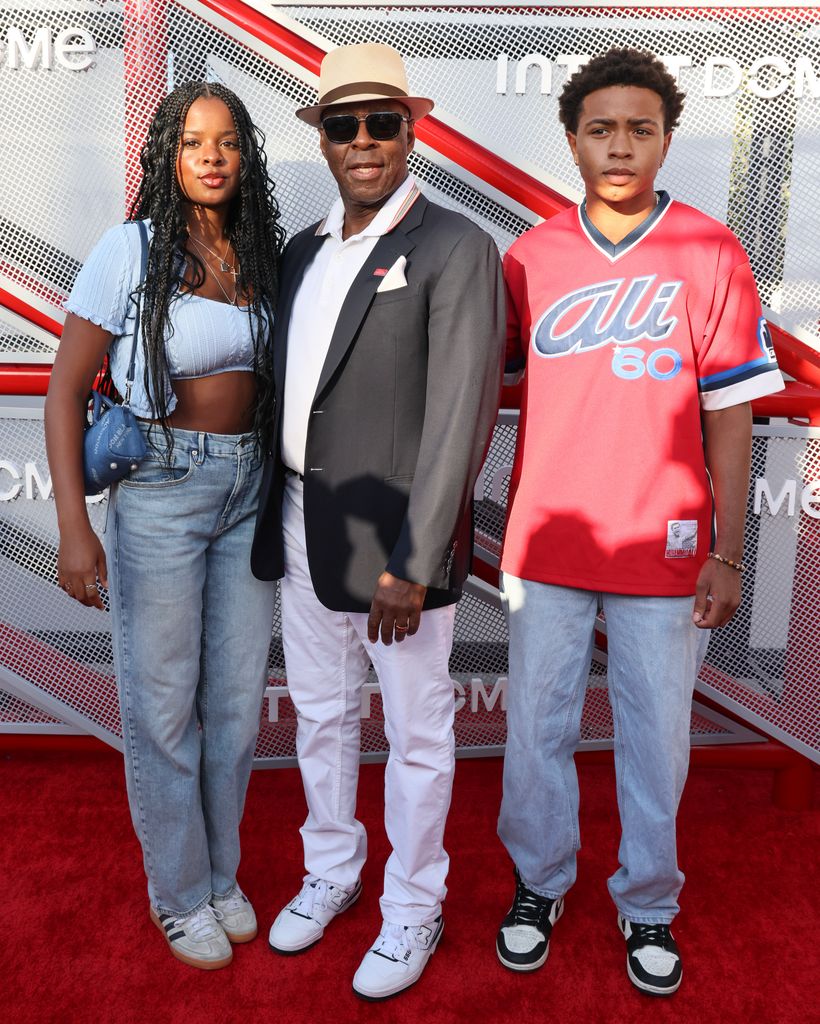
[352,917,444,1001]
[150,903,233,970]
[496,868,564,971]
[618,915,682,995]
[212,885,257,943]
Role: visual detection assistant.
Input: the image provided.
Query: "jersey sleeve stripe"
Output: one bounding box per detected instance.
[698,354,774,390]
[700,367,785,410]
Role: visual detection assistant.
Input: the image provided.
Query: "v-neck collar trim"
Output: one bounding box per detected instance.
[578,191,672,263]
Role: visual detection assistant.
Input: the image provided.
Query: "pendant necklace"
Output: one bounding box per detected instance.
[190,234,237,277]
[192,235,239,303]
[205,263,237,305]
[190,235,238,305]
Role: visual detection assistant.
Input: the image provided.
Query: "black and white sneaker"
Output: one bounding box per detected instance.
[496,868,564,971]
[618,915,682,995]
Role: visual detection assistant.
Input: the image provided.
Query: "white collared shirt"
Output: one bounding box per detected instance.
[281,174,420,475]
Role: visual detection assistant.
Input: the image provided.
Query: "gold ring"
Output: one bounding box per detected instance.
[395,623,409,632]
[84,584,97,591]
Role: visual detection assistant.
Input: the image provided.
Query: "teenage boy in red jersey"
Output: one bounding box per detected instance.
[495,49,784,995]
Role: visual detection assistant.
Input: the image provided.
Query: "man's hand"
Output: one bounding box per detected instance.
[367,572,427,645]
[692,557,741,629]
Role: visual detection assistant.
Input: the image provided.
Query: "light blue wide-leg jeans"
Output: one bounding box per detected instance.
[105,425,276,917]
[498,573,708,924]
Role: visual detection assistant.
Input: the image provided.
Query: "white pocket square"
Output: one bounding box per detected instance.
[375,255,408,293]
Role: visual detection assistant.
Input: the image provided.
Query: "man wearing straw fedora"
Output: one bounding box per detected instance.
[252,43,504,999]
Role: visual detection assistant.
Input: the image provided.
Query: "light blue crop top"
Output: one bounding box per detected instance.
[64,220,267,418]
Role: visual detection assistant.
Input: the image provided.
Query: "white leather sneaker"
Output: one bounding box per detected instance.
[150,903,233,970]
[268,876,362,954]
[352,917,443,1001]
[212,885,257,943]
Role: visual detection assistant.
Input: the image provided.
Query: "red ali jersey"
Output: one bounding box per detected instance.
[501,192,785,595]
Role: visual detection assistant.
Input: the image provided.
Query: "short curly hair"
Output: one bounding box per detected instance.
[559,48,685,134]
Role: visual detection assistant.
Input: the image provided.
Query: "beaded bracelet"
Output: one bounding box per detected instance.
[707,551,745,573]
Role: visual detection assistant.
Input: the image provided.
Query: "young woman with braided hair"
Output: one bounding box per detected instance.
[45,82,285,970]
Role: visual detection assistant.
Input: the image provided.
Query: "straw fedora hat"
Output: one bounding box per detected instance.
[296,43,434,127]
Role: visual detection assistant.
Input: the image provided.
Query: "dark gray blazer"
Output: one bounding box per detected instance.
[251,193,505,612]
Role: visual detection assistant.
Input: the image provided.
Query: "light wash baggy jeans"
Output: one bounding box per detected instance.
[498,573,709,924]
[105,424,276,917]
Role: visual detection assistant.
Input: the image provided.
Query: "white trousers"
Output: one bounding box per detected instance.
[280,476,457,926]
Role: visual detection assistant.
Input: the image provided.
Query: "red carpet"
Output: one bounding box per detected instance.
[1,746,817,1024]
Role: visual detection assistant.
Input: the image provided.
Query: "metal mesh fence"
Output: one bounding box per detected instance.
[700,428,820,759]
[0,0,527,314]
[474,417,518,563]
[254,586,744,765]
[285,4,820,345]
[0,4,817,761]
[0,406,120,743]
[0,316,56,362]
[5,3,816,345]
[472,414,820,761]
[0,405,812,759]
[0,686,63,725]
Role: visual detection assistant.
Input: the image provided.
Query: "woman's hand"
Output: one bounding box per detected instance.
[57,522,108,609]
[45,313,114,609]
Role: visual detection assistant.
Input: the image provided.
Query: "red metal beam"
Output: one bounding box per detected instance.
[0,733,811,809]
[196,0,324,73]
[418,117,569,220]
[0,734,114,754]
[768,322,820,390]
[123,0,169,211]
[0,287,62,337]
[471,555,500,590]
[195,0,571,220]
[752,381,820,425]
[0,365,51,395]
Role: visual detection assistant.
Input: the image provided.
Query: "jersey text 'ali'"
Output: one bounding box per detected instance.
[532,275,682,357]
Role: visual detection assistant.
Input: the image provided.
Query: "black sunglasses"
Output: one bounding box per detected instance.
[320,111,411,145]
